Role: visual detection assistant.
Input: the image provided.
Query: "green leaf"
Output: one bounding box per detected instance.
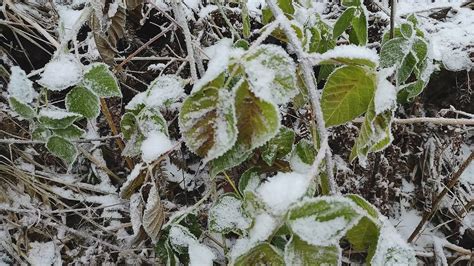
[412,37,428,63]
[261,127,295,166]
[121,112,138,140]
[318,46,379,69]
[211,80,281,176]
[137,108,169,137]
[284,235,341,265]
[400,23,414,39]
[52,125,85,140]
[241,2,251,38]
[290,139,316,167]
[238,167,260,194]
[398,52,418,84]
[179,74,237,162]
[346,194,379,218]
[83,63,122,98]
[345,216,380,253]
[38,109,82,129]
[352,9,368,45]
[244,45,298,105]
[208,194,250,234]
[234,243,284,266]
[380,38,410,68]
[32,126,51,142]
[261,0,294,24]
[333,7,356,39]
[46,136,77,165]
[397,80,425,103]
[342,0,361,7]
[321,66,376,127]
[350,101,393,163]
[287,197,361,246]
[370,221,417,265]
[65,86,100,119]
[8,97,35,119]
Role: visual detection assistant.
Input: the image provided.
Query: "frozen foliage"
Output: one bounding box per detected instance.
[140,131,173,163]
[7,66,37,103]
[374,68,397,114]
[188,242,216,266]
[318,44,379,66]
[169,225,215,265]
[38,53,83,91]
[257,172,310,215]
[290,216,352,246]
[208,195,251,232]
[119,163,143,196]
[57,5,83,41]
[248,212,277,242]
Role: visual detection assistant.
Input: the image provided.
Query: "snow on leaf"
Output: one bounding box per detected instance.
[238,167,261,195]
[145,75,184,109]
[83,63,122,98]
[321,65,376,127]
[287,197,362,246]
[38,108,82,129]
[38,53,83,91]
[179,74,237,162]
[140,131,173,163]
[142,184,165,243]
[129,192,144,238]
[8,97,36,119]
[284,235,341,265]
[380,37,410,68]
[120,112,138,140]
[168,224,197,254]
[234,243,284,266]
[370,219,416,266]
[261,126,295,166]
[289,139,316,174]
[137,108,169,137]
[119,163,144,199]
[188,242,216,266]
[27,241,61,266]
[7,66,37,103]
[374,68,397,114]
[208,194,251,234]
[243,44,298,105]
[65,86,100,119]
[257,172,310,215]
[46,136,77,165]
[318,44,379,69]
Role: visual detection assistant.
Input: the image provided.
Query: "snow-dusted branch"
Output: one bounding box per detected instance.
[0,135,120,145]
[265,0,337,194]
[171,0,198,82]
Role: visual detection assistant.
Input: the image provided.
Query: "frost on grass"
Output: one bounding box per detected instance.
[38,53,83,91]
[208,195,251,233]
[140,131,173,163]
[7,66,37,103]
[256,172,310,215]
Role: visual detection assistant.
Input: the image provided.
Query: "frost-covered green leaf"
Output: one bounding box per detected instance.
[321,65,376,127]
[32,126,51,142]
[244,44,298,105]
[261,127,295,166]
[400,23,414,39]
[287,197,361,246]
[398,52,418,84]
[341,0,361,7]
[412,37,428,66]
[352,9,368,45]
[179,74,237,162]
[8,97,36,119]
[234,243,284,266]
[370,221,416,265]
[346,194,379,218]
[397,80,426,103]
[284,235,341,265]
[37,53,83,91]
[127,75,184,111]
[289,139,316,173]
[210,80,280,176]
[238,167,260,194]
[7,66,37,103]
[345,216,379,255]
[120,112,138,140]
[333,7,356,39]
[168,225,197,254]
[208,194,251,234]
[350,101,393,164]
[38,109,82,129]
[83,63,122,98]
[46,136,77,165]
[137,108,168,137]
[52,125,85,140]
[65,86,100,119]
[380,38,410,68]
[318,45,379,69]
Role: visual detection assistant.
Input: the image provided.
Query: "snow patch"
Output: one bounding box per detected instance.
[38,53,83,91]
[141,131,173,163]
[7,66,37,103]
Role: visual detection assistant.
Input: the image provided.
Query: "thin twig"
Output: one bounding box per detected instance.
[0,135,120,145]
[408,152,474,243]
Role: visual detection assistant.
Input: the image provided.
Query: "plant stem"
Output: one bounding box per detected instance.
[265,0,337,195]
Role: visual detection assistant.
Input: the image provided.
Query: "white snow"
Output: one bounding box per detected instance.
[141,131,173,163]
[460,144,474,185]
[374,67,397,114]
[256,172,310,215]
[7,66,37,103]
[38,53,83,91]
[39,108,80,119]
[56,5,83,41]
[125,91,146,110]
[198,5,218,18]
[164,158,200,191]
[145,75,184,109]
[147,63,166,71]
[209,195,251,232]
[27,241,61,266]
[169,225,197,248]
[317,45,380,67]
[188,242,216,266]
[119,163,143,196]
[290,216,352,246]
[372,218,416,265]
[248,212,277,242]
